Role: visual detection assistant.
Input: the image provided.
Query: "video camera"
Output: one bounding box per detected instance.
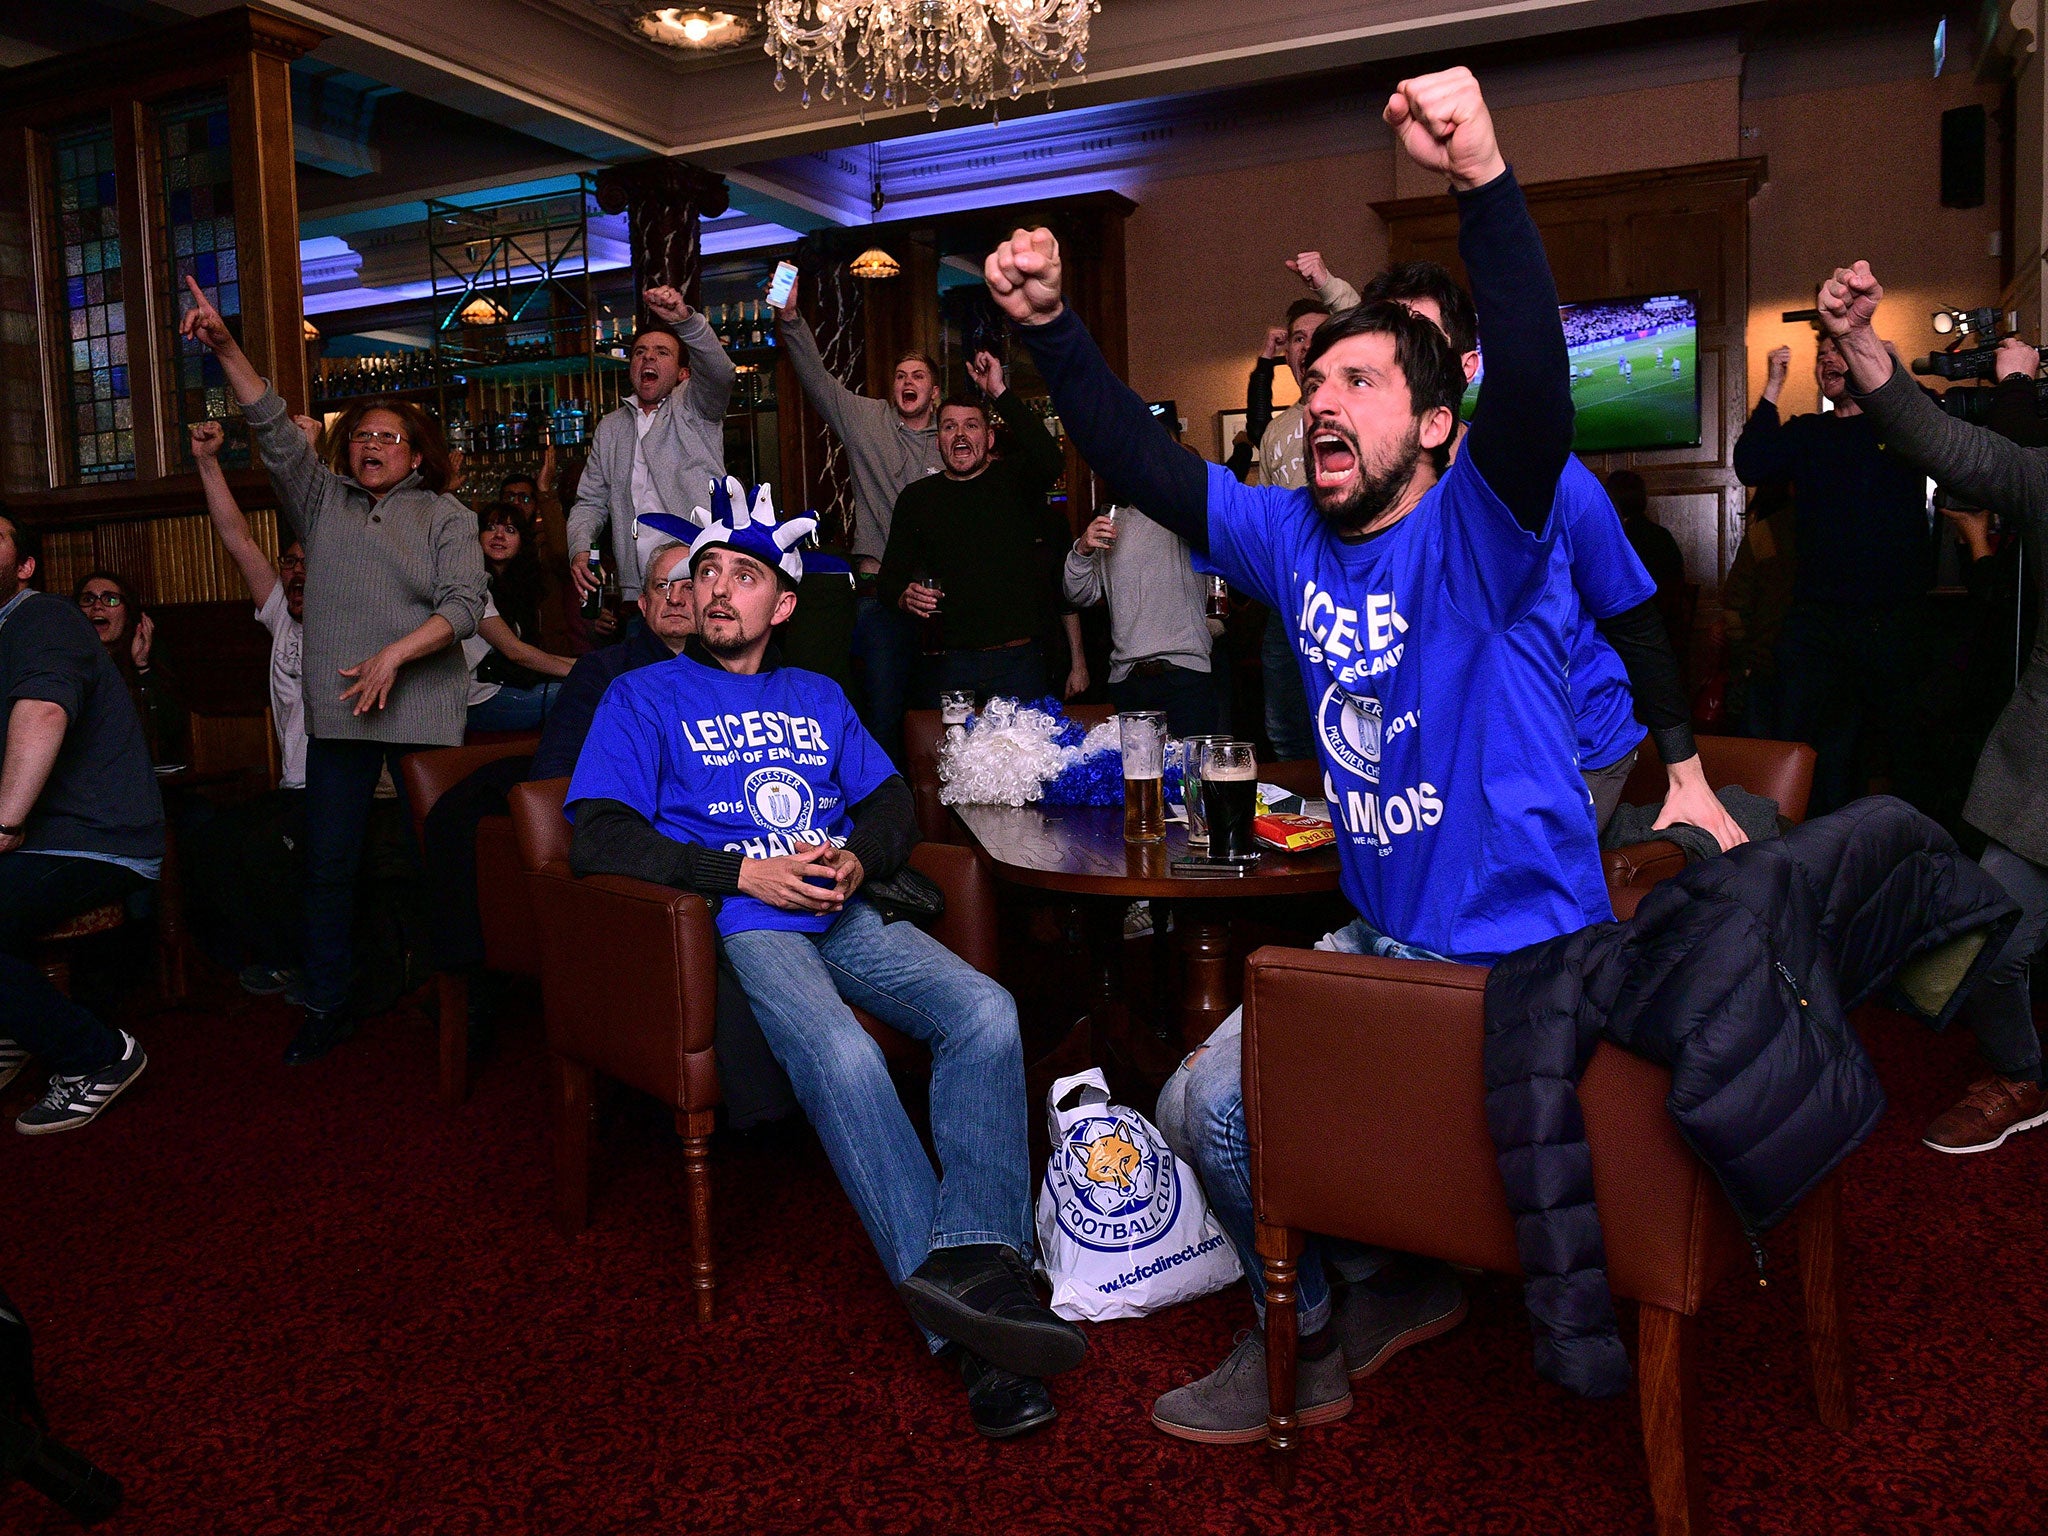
[1,1288,122,1526]
[1933,376,2048,427]
[1912,304,2048,383]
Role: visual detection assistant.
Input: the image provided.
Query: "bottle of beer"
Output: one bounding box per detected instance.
[582,546,605,621]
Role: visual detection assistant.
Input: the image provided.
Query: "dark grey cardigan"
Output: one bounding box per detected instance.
[1855,366,2048,865]
[246,387,486,746]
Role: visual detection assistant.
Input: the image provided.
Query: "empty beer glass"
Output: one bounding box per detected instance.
[1178,734,1231,850]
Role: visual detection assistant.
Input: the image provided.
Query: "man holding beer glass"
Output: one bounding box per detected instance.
[991,67,1631,1442]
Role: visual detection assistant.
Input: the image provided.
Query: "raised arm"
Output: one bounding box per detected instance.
[1246,345,1279,447]
[976,353,1063,490]
[189,420,276,608]
[773,277,859,440]
[647,287,736,424]
[1732,351,1799,487]
[1820,261,2048,532]
[993,234,1209,550]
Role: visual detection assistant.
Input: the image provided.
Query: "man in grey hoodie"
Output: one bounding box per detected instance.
[774,274,941,764]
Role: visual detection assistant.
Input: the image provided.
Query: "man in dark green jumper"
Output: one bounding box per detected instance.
[879,352,1088,706]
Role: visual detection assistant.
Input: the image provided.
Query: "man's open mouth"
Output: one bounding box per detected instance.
[1311,430,1358,490]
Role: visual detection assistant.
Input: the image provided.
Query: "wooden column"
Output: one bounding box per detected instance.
[593,159,731,320]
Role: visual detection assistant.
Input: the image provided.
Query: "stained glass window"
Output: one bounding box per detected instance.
[159,93,243,466]
[51,121,134,484]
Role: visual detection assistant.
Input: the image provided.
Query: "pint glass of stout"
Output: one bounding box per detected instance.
[1117,710,1168,843]
[1202,741,1260,861]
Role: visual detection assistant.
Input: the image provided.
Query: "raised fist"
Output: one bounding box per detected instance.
[291,415,322,453]
[984,228,1064,327]
[1765,345,1792,384]
[1262,325,1288,360]
[189,419,225,460]
[967,349,1007,399]
[1287,252,1330,290]
[1384,67,1506,192]
[643,286,691,324]
[1816,262,1882,339]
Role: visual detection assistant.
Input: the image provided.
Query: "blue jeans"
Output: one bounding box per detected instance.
[1963,841,2048,1083]
[721,899,1030,1351]
[0,853,145,1074]
[303,738,427,1015]
[1261,610,1315,760]
[467,681,561,735]
[852,596,918,768]
[1154,917,1443,1332]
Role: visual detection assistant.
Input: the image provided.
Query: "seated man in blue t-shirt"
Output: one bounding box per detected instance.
[565,485,1084,1441]
[991,67,1613,1443]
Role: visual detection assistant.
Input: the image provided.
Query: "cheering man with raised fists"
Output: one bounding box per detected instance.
[990,67,1634,1439]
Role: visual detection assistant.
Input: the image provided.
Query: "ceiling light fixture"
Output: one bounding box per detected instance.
[458,296,508,327]
[635,7,753,50]
[764,0,1099,118]
[848,247,902,279]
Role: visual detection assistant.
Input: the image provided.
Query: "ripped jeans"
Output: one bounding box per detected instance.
[1153,916,1443,1333]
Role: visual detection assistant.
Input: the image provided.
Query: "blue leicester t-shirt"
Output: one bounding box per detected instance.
[566,655,896,938]
[1557,457,1657,772]
[1204,454,1614,963]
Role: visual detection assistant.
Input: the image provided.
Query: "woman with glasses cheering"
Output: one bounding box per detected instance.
[178,276,486,1065]
[72,569,188,768]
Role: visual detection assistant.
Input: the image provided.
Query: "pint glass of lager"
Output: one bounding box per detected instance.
[1202,741,1260,861]
[1117,711,1168,843]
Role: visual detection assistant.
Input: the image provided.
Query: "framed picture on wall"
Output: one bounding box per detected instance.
[1216,409,1249,463]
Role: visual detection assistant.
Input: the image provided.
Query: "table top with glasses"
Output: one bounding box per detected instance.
[949,802,1342,899]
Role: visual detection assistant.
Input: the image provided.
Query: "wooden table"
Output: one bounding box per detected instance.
[951,803,1342,1063]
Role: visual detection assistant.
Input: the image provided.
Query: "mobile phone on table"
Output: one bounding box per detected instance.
[765,260,798,311]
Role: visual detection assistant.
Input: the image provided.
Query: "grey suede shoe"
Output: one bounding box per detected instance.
[1151,1329,1352,1445]
[1335,1262,1468,1383]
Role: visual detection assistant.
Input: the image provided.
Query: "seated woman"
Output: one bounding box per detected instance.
[74,569,188,768]
[465,501,575,734]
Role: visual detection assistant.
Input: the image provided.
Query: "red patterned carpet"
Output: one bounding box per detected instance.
[4,983,2046,1535]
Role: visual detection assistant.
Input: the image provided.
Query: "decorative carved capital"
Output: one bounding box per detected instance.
[593,159,730,220]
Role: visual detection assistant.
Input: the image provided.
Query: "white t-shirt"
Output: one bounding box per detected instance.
[256,583,306,789]
[464,592,502,707]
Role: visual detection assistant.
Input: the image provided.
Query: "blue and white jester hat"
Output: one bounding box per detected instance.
[640,476,818,582]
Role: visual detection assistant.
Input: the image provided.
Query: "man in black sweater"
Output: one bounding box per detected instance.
[0,509,156,1135]
[1734,332,1933,813]
[879,351,1085,706]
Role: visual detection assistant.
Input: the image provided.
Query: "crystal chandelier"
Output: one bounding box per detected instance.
[763,0,1100,117]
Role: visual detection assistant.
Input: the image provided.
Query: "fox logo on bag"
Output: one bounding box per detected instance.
[1054,1113,1178,1252]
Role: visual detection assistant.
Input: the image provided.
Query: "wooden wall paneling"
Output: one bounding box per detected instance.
[117,98,167,482]
[229,43,310,418]
[19,123,69,493]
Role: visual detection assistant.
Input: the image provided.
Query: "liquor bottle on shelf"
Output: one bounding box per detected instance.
[748,302,764,348]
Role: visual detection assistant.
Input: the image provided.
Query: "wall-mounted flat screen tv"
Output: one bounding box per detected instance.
[1461,291,1701,454]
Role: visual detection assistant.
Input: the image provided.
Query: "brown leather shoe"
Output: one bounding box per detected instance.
[1922,1075,2048,1155]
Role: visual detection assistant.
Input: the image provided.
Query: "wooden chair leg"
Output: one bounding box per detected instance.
[552,1055,592,1238]
[1258,1222,1305,1477]
[679,1109,716,1323]
[437,972,469,1109]
[1798,1170,1854,1431]
[1638,1304,1706,1536]
[37,952,71,998]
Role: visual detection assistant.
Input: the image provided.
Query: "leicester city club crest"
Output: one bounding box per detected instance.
[1051,1113,1180,1253]
[743,766,814,833]
[1318,682,1382,785]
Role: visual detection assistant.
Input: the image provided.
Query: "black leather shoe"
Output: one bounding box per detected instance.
[958,1350,1056,1441]
[898,1244,1086,1379]
[283,1008,357,1065]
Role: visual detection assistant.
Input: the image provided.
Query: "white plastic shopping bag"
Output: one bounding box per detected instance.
[1034,1068,1241,1321]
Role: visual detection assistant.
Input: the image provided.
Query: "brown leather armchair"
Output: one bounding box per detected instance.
[507,777,1002,1322]
[1604,736,1817,918]
[400,736,542,1107]
[1244,949,1851,1533]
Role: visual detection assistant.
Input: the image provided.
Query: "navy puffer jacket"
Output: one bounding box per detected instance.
[1482,797,2018,1399]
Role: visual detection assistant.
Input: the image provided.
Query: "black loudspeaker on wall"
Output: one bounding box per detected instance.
[1942,104,1987,210]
